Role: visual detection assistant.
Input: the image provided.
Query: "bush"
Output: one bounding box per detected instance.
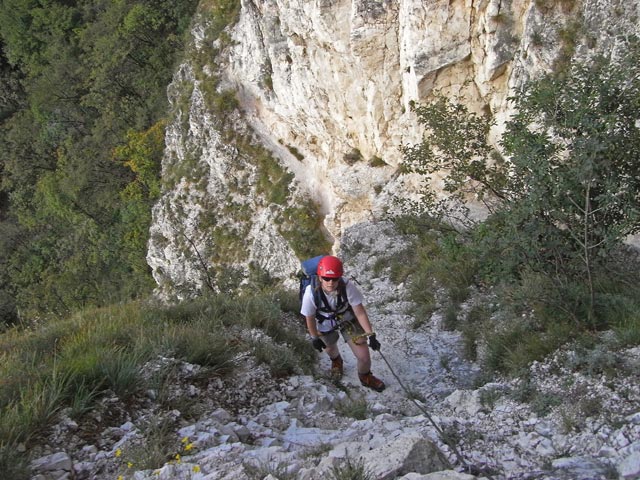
[400,39,640,376]
[419,47,640,256]
[0,441,29,480]
[166,321,237,373]
[336,396,369,420]
[330,455,374,480]
[251,339,300,377]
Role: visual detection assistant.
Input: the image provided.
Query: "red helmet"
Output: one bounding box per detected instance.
[317,255,343,278]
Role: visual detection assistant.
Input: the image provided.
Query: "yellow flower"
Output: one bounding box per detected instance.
[117,476,124,480]
[192,465,201,473]
[181,436,189,444]
[127,462,133,469]
[115,448,122,458]
[184,443,194,451]
[175,453,181,463]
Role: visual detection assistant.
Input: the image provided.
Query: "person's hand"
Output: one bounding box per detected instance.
[311,337,326,352]
[368,334,381,351]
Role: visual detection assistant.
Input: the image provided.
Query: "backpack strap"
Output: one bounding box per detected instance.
[313,278,353,326]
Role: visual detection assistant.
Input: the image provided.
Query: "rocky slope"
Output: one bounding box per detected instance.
[31,221,640,480]
[147,0,640,297]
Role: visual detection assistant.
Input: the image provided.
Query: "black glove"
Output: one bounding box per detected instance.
[311,337,326,352]
[368,334,381,351]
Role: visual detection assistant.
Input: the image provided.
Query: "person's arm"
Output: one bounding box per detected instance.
[352,303,374,334]
[352,302,380,350]
[305,315,320,338]
[306,314,326,351]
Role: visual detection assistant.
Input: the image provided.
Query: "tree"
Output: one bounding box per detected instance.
[401,97,508,226]
[501,42,640,322]
[403,38,640,325]
[0,0,198,320]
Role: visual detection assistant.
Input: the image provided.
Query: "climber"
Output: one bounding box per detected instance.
[300,255,386,392]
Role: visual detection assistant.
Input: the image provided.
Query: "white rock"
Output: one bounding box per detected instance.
[30,452,73,472]
[619,451,640,479]
[359,434,449,478]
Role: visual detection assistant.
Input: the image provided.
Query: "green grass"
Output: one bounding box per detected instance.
[330,455,374,480]
[393,214,640,377]
[0,291,313,475]
[0,440,29,480]
[244,459,297,480]
[335,396,369,420]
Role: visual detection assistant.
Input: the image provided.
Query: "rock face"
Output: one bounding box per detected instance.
[147,0,640,297]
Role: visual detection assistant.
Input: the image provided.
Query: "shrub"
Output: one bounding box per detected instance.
[402,38,640,329]
[336,396,369,420]
[166,321,237,373]
[343,148,364,165]
[330,455,374,480]
[368,155,386,167]
[251,339,300,377]
[0,441,29,480]
[244,459,297,480]
[117,418,178,472]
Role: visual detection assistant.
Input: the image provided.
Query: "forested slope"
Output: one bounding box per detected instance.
[0,0,200,323]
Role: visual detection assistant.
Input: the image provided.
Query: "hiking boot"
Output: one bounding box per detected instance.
[359,372,385,392]
[330,355,343,378]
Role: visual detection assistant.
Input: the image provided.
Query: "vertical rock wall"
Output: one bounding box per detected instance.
[148,0,640,297]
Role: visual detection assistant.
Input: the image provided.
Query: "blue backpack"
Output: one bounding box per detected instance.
[298,255,326,302]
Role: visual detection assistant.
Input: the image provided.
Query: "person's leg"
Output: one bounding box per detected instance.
[346,338,371,375]
[345,335,385,392]
[325,342,340,360]
[321,331,343,377]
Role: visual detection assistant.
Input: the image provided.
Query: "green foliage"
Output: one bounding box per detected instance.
[401,97,508,222]
[479,385,504,410]
[279,199,332,260]
[509,375,561,417]
[0,440,29,480]
[253,144,294,205]
[115,121,165,200]
[121,418,178,471]
[614,315,640,348]
[482,319,571,374]
[368,155,387,167]
[0,291,312,457]
[336,396,369,419]
[286,144,305,161]
[244,459,297,480]
[565,337,625,377]
[166,320,237,372]
[0,0,199,320]
[330,455,374,480]
[270,288,301,314]
[388,215,477,328]
[502,52,640,251]
[529,391,563,417]
[204,0,241,40]
[252,338,302,377]
[401,39,640,375]
[343,148,364,165]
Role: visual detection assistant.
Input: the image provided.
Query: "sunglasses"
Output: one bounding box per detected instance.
[321,277,339,282]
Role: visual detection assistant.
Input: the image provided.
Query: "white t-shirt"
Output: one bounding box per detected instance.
[300,279,364,333]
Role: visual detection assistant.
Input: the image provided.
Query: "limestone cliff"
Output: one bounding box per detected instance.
[147,0,640,298]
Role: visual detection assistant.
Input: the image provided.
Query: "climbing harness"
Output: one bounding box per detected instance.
[313,278,352,323]
[375,349,499,479]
